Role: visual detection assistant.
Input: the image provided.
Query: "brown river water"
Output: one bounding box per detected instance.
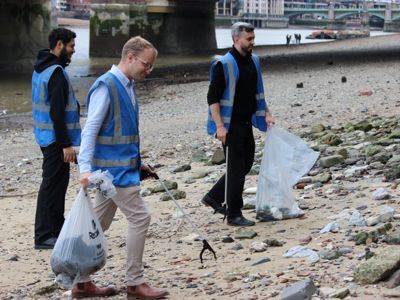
[0,23,396,115]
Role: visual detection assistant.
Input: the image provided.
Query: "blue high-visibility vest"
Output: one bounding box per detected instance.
[87,72,141,187]
[32,65,81,146]
[207,52,268,135]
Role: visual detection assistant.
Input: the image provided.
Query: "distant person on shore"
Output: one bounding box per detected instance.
[202,22,274,226]
[76,36,168,299]
[31,28,81,250]
[286,34,291,46]
[298,33,302,44]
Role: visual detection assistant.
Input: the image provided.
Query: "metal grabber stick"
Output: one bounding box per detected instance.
[222,146,229,222]
[151,172,217,264]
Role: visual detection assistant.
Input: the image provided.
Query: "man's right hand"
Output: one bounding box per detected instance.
[216,125,227,145]
[63,146,76,163]
[80,172,91,187]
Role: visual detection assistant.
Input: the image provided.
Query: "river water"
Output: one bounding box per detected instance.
[0,26,395,114]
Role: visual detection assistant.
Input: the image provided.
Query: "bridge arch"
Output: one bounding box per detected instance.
[335,12,362,20]
[286,12,329,19]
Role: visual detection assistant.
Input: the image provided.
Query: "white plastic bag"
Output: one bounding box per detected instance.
[256,126,319,220]
[88,170,117,199]
[50,188,107,288]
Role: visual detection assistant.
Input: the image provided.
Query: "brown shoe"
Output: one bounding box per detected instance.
[127,282,168,299]
[71,281,117,298]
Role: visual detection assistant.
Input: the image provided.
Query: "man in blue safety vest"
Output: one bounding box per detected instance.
[32,28,81,250]
[202,22,274,226]
[77,36,168,299]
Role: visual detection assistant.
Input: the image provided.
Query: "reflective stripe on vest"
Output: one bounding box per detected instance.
[34,122,81,130]
[92,157,138,168]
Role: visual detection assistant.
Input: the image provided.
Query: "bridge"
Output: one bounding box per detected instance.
[284,3,400,31]
[0,0,217,72]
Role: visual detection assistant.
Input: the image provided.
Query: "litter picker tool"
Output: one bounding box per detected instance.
[144,170,217,264]
[222,146,229,221]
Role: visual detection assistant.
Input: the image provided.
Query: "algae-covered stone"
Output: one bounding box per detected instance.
[389,128,400,139]
[353,120,373,132]
[149,180,177,193]
[321,133,342,146]
[190,170,210,179]
[191,150,209,162]
[354,246,400,284]
[355,232,369,245]
[365,145,383,157]
[311,123,325,133]
[311,173,331,183]
[320,155,344,168]
[160,190,186,201]
[386,155,400,166]
[172,164,191,173]
[384,231,400,245]
[335,147,348,159]
[384,166,400,181]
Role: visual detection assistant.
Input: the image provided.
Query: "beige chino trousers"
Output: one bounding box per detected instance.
[92,185,151,286]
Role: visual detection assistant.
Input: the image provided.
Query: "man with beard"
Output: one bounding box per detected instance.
[32,28,81,249]
[202,22,274,226]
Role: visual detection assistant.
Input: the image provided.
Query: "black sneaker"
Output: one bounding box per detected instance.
[227,215,255,227]
[201,195,225,215]
[34,237,57,250]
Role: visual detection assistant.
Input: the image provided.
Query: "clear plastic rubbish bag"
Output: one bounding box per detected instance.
[88,170,117,199]
[256,126,319,220]
[50,188,107,288]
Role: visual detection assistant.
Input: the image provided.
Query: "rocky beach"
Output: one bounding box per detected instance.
[1,33,400,299]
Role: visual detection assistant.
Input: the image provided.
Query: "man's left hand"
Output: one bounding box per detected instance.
[266,111,274,127]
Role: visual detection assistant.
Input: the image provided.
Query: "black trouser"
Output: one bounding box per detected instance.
[35,143,70,244]
[207,121,255,218]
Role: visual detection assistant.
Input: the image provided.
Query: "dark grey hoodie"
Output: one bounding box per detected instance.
[33,49,78,148]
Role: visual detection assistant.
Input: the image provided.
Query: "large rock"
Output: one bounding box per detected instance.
[160,190,186,201]
[384,166,400,181]
[311,173,331,183]
[149,180,177,193]
[321,133,342,146]
[311,123,325,133]
[389,128,400,139]
[320,155,344,168]
[191,150,209,162]
[211,149,225,165]
[353,120,373,132]
[384,231,400,245]
[365,145,383,157]
[281,278,317,300]
[354,246,400,284]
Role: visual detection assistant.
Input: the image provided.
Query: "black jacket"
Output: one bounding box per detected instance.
[34,49,77,148]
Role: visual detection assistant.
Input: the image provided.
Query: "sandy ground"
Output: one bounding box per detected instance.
[1,34,400,299]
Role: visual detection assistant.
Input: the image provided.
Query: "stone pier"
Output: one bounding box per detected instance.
[90,0,217,57]
[0,0,56,72]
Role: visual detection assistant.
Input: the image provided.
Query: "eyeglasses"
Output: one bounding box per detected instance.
[134,55,153,71]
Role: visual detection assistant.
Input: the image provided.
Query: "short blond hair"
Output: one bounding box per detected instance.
[121,36,158,59]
